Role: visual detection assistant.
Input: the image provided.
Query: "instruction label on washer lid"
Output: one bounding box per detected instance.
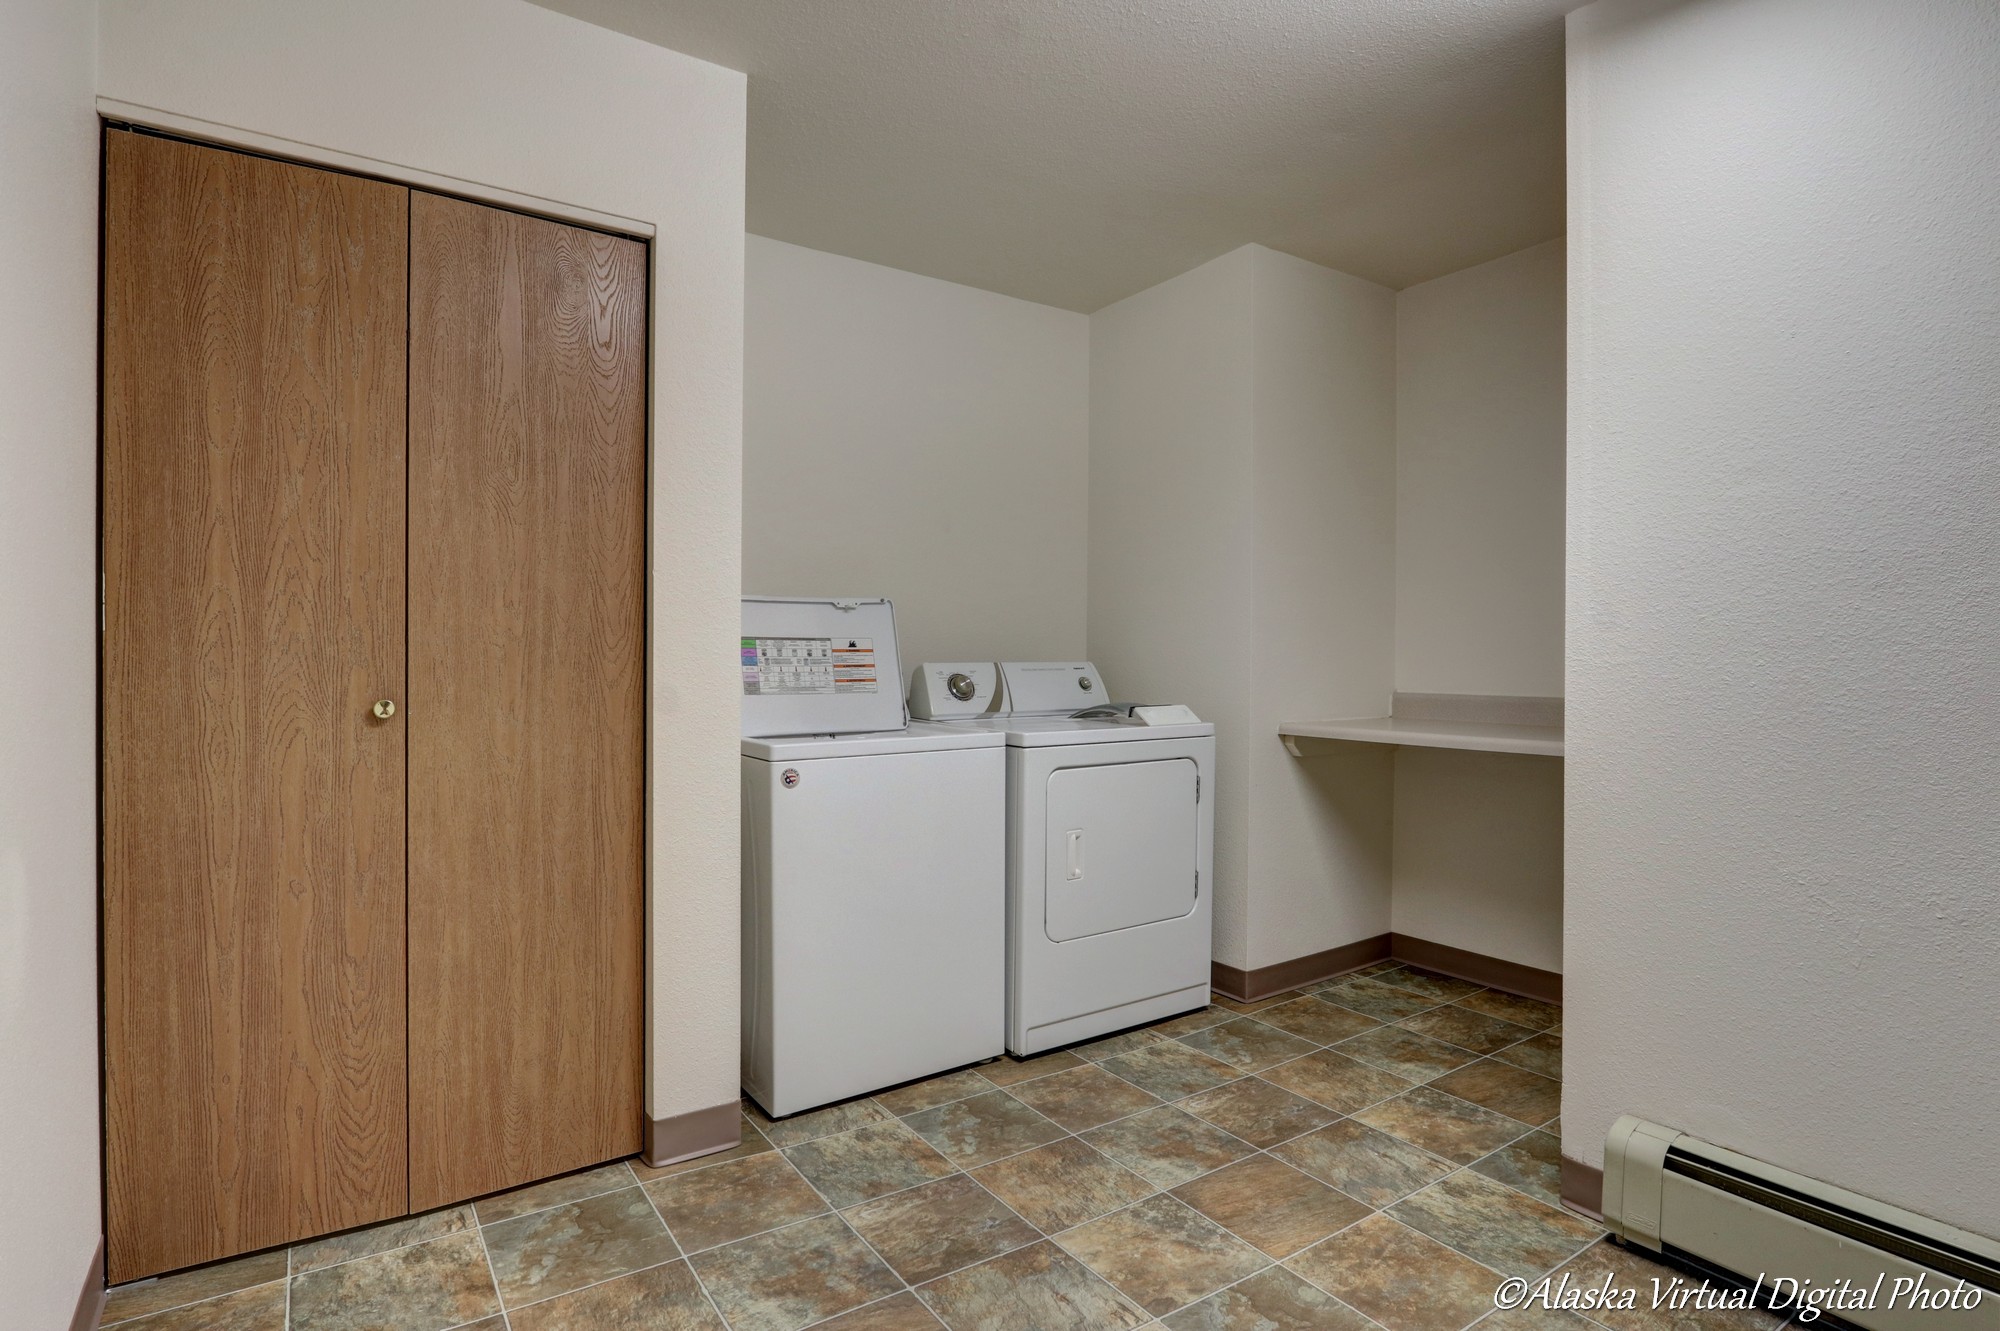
[741,637,879,695]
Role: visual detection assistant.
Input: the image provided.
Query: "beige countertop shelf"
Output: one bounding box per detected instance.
[1279,715,1564,758]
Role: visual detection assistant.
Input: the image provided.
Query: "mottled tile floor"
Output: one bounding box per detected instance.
[101,965,1786,1331]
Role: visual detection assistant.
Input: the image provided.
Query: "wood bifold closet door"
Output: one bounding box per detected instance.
[102,131,410,1284]
[406,192,647,1211]
[101,130,646,1283]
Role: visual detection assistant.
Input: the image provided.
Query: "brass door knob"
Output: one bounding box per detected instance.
[372,699,397,720]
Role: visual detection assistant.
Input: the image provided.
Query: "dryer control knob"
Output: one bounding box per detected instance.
[1078,676,1094,692]
[947,672,978,702]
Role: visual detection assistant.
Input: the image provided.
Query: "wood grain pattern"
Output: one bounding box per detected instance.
[406,191,647,1208]
[101,130,410,1282]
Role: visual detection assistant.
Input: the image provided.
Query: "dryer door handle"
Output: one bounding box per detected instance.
[1065,829,1084,881]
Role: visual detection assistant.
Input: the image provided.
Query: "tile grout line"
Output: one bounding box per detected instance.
[1262,1171,1599,1327]
[470,1161,641,1234]
[1165,990,1554,1092]
[278,1207,480,1284]
[1172,1231,1396,1330]
[468,1214,510,1328]
[759,1119,929,1315]
[630,1175,737,1331]
[470,1163,715,1317]
[1342,1092,1553,1172]
[1047,1189,1283,1313]
[1091,1050,1517,1185]
[664,1183,1048,1319]
[757,1110,1075,1236]
[922,1143,1177,1319]
[104,1228,537,1331]
[100,1275,291,1329]
[919,1078,1256,1189]
[1261,1055,1570,1213]
[476,1180,647,1242]
[1396,1161,1601,1274]
[754,1108,1180,1313]
[489,1253,686,1320]
[792,1288,921,1331]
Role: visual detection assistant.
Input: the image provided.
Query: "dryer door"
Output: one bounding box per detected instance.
[1044,757,1198,942]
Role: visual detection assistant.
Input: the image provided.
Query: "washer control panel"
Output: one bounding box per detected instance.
[907,661,1005,719]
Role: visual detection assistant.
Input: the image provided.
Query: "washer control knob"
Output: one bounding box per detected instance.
[1079,676,1095,692]
[947,672,978,702]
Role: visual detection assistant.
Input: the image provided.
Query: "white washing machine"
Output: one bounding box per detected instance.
[741,598,1006,1117]
[909,661,1215,1054]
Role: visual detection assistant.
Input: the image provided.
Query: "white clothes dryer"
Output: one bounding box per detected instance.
[912,661,1215,1055]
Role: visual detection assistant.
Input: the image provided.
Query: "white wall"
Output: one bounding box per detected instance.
[1567,0,2000,1235]
[98,0,748,1125]
[1090,245,1397,973]
[1245,249,1398,971]
[1395,239,1565,698]
[1391,239,1566,972]
[1391,751,1563,974]
[0,2,104,1322]
[744,236,1090,668]
[1090,249,1259,964]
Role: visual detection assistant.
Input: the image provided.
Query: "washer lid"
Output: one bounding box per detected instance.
[741,596,903,738]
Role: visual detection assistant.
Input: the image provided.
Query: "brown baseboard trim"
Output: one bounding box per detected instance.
[643,1102,742,1169]
[1214,933,1561,1005]
[70,1239,104,1331]
[1212,934,1393,1002]
[1388,934,1562,1005]
[1561,1156,1605,1221]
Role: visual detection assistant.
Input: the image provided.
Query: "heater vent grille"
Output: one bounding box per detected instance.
[1664,1148,2000,1294]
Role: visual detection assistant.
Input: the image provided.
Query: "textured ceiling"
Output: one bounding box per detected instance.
[534,0,1570,311]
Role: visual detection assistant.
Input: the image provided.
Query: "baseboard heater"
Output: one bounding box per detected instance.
[1604,1117,2000,1331]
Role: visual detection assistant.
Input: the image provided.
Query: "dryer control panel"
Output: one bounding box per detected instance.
[1000,662,1105,716]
